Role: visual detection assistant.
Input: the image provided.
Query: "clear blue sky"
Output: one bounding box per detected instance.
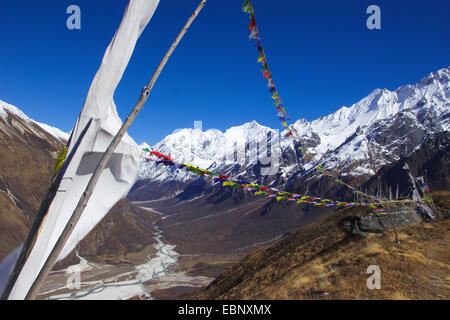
[0,0,449,145]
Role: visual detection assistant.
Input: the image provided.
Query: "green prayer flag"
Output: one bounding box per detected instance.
[242,0,253,14]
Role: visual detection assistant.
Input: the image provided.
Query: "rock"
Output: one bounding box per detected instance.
[340,209,422,236]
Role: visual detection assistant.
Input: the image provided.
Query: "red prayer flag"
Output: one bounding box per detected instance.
[151,151,173,161]
[262,70,271,79]
[248,15,256,30]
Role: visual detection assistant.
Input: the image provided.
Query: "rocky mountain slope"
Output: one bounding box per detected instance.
[0,100,68,259]
[361,131,449,200]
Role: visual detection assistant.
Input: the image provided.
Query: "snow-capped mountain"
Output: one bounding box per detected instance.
[137,67,449,193]
[287,67,449,175]
[138,120,277,182]
[0,99,70,141]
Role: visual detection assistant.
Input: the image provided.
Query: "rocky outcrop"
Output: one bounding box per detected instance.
[340,210,422,236]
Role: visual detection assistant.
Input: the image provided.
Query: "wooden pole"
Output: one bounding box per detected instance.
[23,0,207,300]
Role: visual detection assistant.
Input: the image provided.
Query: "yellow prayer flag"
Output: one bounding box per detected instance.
[257,53,265,63]
[52,147,68,175]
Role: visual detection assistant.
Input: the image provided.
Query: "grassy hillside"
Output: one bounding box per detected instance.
[199,191,449,300]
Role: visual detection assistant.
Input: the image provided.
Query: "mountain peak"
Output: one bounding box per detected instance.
[425,66,449,81]
[243,120,261,129]
[0,99,69,141]
[139,142,151,150]
[0,99,30,120]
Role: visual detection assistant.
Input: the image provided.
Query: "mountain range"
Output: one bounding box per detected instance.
[134,66,449,201]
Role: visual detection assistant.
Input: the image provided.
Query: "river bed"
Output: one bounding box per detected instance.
[39,209,214,300]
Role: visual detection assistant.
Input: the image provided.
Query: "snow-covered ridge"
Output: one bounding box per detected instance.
[137,120,278,181]
[0,99,70,141]
[0,99,31,120]
[288,66,450,157]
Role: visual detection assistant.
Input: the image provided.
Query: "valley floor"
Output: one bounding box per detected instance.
[37,206,244,300]
[37,237,218,300]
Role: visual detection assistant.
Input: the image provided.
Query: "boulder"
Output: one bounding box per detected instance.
[340,209,422,236]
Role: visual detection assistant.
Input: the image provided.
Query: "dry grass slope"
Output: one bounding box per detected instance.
[0,113,65,259]
[199,191,450,300]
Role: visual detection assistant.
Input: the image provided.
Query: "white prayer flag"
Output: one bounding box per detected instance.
[5,0,160,299]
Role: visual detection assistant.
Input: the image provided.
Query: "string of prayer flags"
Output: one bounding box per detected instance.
[241,1,320,163]
[241,1,387,203]
[143,149,416,214]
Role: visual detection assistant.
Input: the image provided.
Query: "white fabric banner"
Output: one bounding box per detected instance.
[6,0,160,299]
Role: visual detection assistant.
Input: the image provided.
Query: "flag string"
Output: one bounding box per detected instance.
[241,0,380,202]
[143,149,416,214]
